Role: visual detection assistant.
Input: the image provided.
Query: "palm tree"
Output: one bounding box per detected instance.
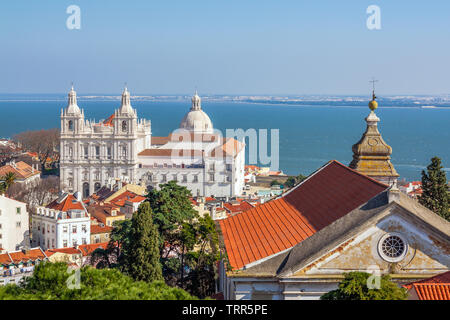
[3,172,16,189]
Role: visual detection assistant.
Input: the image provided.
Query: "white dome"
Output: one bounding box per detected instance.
[180,109,213,133]
[180,92,213,133]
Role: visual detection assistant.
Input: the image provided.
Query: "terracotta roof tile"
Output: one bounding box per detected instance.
[90,224,113,234]
[219,160,388,270]
[47,193,86,213]
[0,161,40,179]
[412,284,450,300]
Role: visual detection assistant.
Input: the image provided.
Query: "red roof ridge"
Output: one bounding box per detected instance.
[328,160,390,189]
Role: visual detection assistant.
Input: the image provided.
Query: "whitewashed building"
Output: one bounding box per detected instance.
[0,195,29,252]
[31,192,91,250]
[60,87,245,198]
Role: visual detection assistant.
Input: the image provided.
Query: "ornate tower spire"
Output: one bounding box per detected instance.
[191,90,202,111]
[119,85,133,114]
[349,82,399,186]
[66,83,81,114]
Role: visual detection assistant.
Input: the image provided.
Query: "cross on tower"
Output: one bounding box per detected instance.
[370,78,378,100]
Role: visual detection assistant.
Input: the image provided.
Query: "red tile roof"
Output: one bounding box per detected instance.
[47,193,86,212]
[90,224,113,234]
[1,248,47,265]
[103,114,115,127]
[0,161,40,179]
[219,160,388,270]
[78,242,110,256]
[223,201,255,215]
[45,247,81,255]
[109,191,146,206]
[415,284,450,300]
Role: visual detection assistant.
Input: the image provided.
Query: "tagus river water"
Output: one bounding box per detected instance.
[0,97,449,182]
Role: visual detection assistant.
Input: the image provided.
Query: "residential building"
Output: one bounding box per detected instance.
[0,247,48,286]
[87,203,125,227]
[90,224,112,244]
[31,192,91,250]
[0,195,29,252]
[0,160,40,185]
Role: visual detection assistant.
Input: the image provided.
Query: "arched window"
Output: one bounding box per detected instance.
[82,182,90,199]
[122,121,127,132]
[94,182,101,192]
[68,120,73,131]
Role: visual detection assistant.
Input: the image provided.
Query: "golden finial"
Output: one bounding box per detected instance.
[369,78,378,111]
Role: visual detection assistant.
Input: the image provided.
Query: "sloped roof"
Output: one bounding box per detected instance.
[0,161,40,180]
[47,193,86,213]
[2,248,47,264]
[232,191,450,277]
[219,160,388,270]
[90,224,113,234]
[78,242,110,256]
[411,284,450,300]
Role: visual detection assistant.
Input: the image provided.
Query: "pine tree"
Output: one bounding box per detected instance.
[121,202,163,282]
[419,156,449,221]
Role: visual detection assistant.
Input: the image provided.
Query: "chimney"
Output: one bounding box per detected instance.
[388,183,401,203]
[74,191,82,202]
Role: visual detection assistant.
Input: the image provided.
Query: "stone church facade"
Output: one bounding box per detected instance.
[59,87,245,198]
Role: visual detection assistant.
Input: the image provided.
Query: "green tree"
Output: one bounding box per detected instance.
[147,181,197,257]
[270,180,281,187]
[320,272,408,300]
[419,156,449,221]
[0,172,16,194]
[284,177,297,188]
[120,202,163,282]
[0,262,195,300]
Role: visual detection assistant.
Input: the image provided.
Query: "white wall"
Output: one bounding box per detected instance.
[0,195,29,251]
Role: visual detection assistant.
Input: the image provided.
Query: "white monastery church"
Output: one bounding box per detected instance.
[59,86,245,198]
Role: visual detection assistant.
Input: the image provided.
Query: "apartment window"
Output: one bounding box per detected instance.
[16,207,21,214]
[63,226,68,233]
[193,175,198,183]
[52,239,55,248]
[210,163,215,171]
[209,173,215,182]
[172,174,178,182]
[73,240,77,247]
[226,164,232,171]
[0,234,2,239]
[161,174,167,182]
[63,240,68,248]
[0,224,2,229]
[16,222,21,228]
[82,238,87,245]
[52,226,55,233]
[72,226,77,234]
[182,175,187,182]
[47,225,50,233]
[37,223,40,231]
[82,225,87,233]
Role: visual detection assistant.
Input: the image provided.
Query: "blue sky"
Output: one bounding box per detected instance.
[1,0,450,95]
